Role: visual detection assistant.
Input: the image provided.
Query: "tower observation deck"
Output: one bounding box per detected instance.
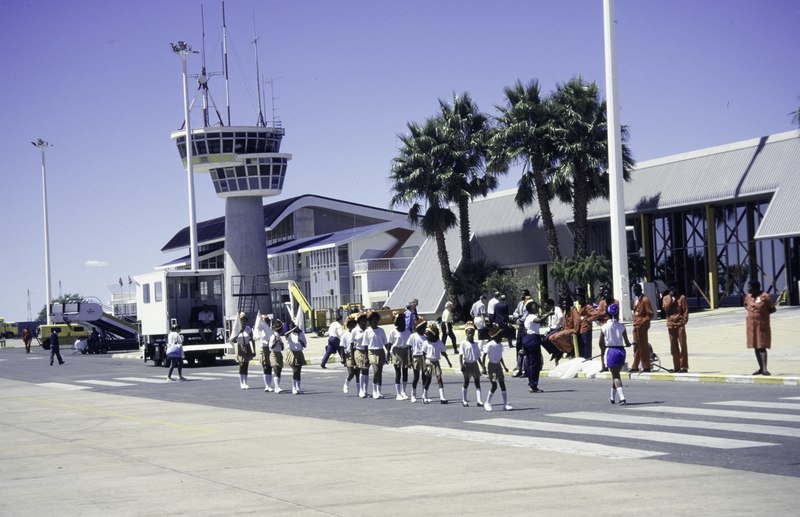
[170,124,292,319]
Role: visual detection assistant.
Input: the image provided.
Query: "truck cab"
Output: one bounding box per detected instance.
[0,318,19,338]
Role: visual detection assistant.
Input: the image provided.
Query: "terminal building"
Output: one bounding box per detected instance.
[160,194,423,320]
[387,130,800,315]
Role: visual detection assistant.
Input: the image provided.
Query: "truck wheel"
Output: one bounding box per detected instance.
[80,349,88,355]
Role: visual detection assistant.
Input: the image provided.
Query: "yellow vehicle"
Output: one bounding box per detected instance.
[0,318,19,338]
[38,323,90,350]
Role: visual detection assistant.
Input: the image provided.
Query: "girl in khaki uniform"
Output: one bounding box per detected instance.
[268,320,285,393]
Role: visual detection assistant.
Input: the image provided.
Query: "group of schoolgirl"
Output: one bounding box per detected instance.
[334,310,513,411]
[230,311,308,395]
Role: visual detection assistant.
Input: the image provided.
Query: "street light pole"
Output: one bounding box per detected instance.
[603,0,631,320]
[171,40,199,270]
[31,139,53,325]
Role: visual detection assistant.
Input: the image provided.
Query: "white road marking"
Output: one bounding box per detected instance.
[116,377,170,384]
[707,400,800,411]
[467,418,776,449]
[781,396,800,400]
[187,372,240,377]
[388,425,664,459]
[630,406,800,423]
[76,380,135,387]
[551,411,800,438]
[36,382,91,391]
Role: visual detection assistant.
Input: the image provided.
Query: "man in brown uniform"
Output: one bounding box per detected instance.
[629,284,654,372]
[663,285,689,373]
[549,297,579,357]
[744,280,776,376]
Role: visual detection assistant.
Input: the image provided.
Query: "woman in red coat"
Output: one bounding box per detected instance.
[744,280,776,376]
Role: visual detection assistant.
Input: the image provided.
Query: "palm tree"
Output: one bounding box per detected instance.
[437,92,500,263]
[548,77,635,258]
[491,79,562,265]
[390,117,458,302]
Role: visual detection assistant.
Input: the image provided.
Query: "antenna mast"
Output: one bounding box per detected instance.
[222,0,231,126]
[200,4,210,127]
[252,9,266,127]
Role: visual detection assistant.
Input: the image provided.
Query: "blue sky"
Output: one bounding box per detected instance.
[1,0,798,321]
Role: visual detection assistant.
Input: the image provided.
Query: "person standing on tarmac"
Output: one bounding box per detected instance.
[601,304,632,405]
[49,328,64,366]
[663,284,690,373]
[388,312,411,400]
[232,312,254,389]
[22,327,32,354]
[630,284,654,372]
[459,322,483,407]
[744,280,776,376]
[421,325,452,404]
[481,327,512,412]
[341,316,360,394]
[285,321,308,394]
[166,324,186,381]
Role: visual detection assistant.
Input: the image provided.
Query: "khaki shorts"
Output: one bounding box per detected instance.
[487,362,504,382]
[462,361,481,380]
[286,349,306,367]
[354,349,370,370]
[368,349,386,368]
[411,355,425,371]
[270,351,283,376]
[391,348,410,368]
[260,348,272,371]
[425,359,443,380]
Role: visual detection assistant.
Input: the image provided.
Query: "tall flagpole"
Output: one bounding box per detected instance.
[603,0,631,320]
[32,139,53,325]
[171,41,199,270]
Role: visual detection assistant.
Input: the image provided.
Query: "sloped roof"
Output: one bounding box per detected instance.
[161,194,408,252]
[388,130,800,314]
[587,130,800,238]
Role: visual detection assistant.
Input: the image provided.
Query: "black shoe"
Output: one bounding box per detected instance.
[641,368,651,372]
[528,387,543,393]
[629,368,639,373]
[320,364,327,369]
[440,399,449,405]
[599,367,609,373]
[512,373,522,378]
[762,371,771,376]
[752,369,763,376]
[679,368,688,373]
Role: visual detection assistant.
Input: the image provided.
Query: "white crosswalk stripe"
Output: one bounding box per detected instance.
[631,406,800,423]
[781,396,800,400]
[77,380,135,387]
[388,425,665,459]
[190,372,239,378]
[116,377,170,384]
[467,418,775,449]
[36,382,91,391]
[707,400,800,411]
[550,411,800,438]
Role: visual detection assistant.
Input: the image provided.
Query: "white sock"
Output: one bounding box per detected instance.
[439,387,445,400]
[274,377,281,390]
[263,374,269,387]
[242,375,248,386]
[476,388,483,404]
[617,386,626,401]
[501,391,508,405]
[610,387,616,402]
[461,387,468,403]
[239,374,245,388]
[422,389,428,399]
[395,384,401,396]
[485,392,494,405]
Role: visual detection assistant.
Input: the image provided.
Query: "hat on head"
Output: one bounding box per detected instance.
[367,310,381,322]
[356,312,369,321]
[463,321,476,332]
[424,324,439,339]
[414,318,427,332]
[272,319,283,331]
[608,303,619,316]
[489,326,503,338]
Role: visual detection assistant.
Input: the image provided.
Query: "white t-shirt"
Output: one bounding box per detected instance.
[287,331,306,352]
[601,320,626,347]
[389,328,411,349]
[459,340,481,363]
[351,326,367,351]
[487,297,499,316]
[483,340,504,364]
[524,313,541,335]
[328,320,343,339]
[423,339,446,361]
[409,333,426,356]
[364,326,388,350]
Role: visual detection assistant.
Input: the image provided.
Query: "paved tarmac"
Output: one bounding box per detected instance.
[2,306,799,516]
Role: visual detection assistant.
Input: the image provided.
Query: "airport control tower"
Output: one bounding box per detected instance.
[170,124,290,319]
